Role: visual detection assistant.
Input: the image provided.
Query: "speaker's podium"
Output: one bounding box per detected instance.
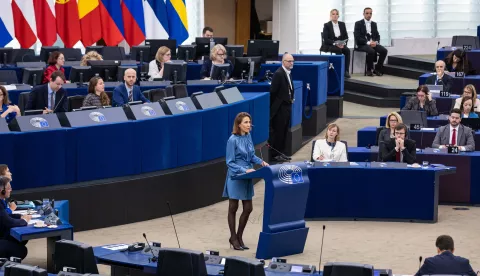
[232,162,310,259]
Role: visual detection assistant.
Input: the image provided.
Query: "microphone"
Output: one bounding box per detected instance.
[266,143,291,160]
[142,233,158,262]
[418,256,423,270]
[419,126,424,151]
[53,93,66,113]
[318,225,326,270]
[436,41,440,50]
[166,201,181,248]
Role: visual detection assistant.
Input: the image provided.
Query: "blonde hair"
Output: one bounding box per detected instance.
[385,112,403,128]
[155,46,171,63]
[210,44,226,61]
[324,123,340,141]
[463,84,477,99]
[330,9,339,15]
[80,51,103,66]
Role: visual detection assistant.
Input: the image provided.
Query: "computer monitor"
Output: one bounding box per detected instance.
[4,263,48,276]
[163,61,187,84]
[225,45,244,59]
[87,60,120,82]
[177,45,196,61]
[0,48,13,66]
[24,110,44,116]
[223,256,265,276]
[145,39,177,61]
[232,56,262,79]
[22,68,44,86]
[54,240,99,274]
[130,46,150,63]
[39,46,60,63]
[247,40,279,61]
[69,66,94,84]
[323,262,374,276]
[211,63,231,81]
[195,37,228,59]
[461,118,480,131]
[156,248,207,276]
[400,110,428,128]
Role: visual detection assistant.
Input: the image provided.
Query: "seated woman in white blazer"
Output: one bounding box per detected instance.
[312,123,348,162]
[148,46,171,81]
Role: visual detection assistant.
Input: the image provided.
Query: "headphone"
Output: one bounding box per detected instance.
[0,176,8,196]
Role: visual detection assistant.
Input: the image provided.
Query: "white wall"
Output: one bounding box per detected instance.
[272,0,298,54]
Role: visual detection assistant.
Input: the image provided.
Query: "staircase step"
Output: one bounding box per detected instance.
[383,64,429,80]
[344,90,399,108]
[388,55,435,71]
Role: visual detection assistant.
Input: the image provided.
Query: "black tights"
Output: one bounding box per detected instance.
[228,199,253,244]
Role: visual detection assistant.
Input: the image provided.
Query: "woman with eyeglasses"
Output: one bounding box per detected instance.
[201,44,233,80]
[454,84,480,111]
[148,46,172,81]
[0,86,20,123]
[378,112,409,146]
[402,85,439,116]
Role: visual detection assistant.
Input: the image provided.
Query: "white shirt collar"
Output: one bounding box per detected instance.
[47,83,54,94]
[282,66,291,75]
[332,21,339,26]
[450,125,459,131]
[364,19,371,24]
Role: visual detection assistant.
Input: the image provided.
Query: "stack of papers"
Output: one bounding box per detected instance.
[102,244,129,251]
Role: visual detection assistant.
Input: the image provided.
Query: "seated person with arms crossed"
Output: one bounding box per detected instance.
[460,96,479,118]
[0,176,31,259]
[0,86,20,123]
[403,85,438,116]
[379,123,416,164]
[82,77,110,108]
[432,108,475,152]
[26,71,68,114]
[320,9,351,78]
[454,84,480,111]
[201,44,233,80]
[378,112,408,145]
[112,68,150,107]
[312,123,348,162]
[425,60,453,92]
[148,46,171,81]
[415,235,476,276]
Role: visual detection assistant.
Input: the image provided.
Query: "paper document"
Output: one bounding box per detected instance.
[349,162,359,166]
[3,85,17,91]
[102,244,129,251]
[28,219,42,225]
[421,128,435,131]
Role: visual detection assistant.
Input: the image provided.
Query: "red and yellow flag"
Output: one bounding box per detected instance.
[55,0,81,48]
[78,0,102,46]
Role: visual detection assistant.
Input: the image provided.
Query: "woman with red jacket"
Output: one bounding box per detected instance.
[42,51,65,84]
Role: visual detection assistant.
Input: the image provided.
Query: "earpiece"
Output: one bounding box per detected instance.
[0,176,8,196]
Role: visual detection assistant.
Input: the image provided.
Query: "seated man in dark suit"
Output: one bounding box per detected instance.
[320,9,351,78]
[112,68,150,107]
[432,108,475,151]
[415,235,476,276]
[379,123,416,164]
[425,60,454,92]
[0,176,31,259]
[25,70,68,114]
[354,7,388,76]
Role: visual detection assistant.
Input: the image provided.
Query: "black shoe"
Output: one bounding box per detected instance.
[344,71,351,78]
[373,70,383,76]
[366,70,373,76]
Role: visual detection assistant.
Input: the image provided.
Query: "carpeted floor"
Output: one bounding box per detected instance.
[22,101,480,275]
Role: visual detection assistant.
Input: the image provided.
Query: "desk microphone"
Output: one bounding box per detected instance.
[142,233,158,262]
[418,256,423,270]
[266,143,291,161]
[167,201,181,248]
[318,225,326,270]
[53,94,66,113]
[420,127,424,151]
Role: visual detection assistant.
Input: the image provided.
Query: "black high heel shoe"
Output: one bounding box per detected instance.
[238,238,249,250]
[229,238,244,251]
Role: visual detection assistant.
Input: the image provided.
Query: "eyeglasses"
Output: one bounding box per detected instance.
[396,132,405,135]
[389,119,398,122]
[436,66,444,68]
[217,53,226,56]
[285,60,294,63]
[165,53,172,56]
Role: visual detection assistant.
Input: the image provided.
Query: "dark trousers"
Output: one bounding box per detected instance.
[323,45,351,72]
[358,44,388,71]
[269,103,291,156]
[0,239,28,259]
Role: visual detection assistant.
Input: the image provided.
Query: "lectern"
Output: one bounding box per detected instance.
[232,162,310,259]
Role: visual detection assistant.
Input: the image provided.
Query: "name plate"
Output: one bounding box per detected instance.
[410,124,421,130]
[463,45,472,51]
[439,91,450,97]
[447,146,459,154]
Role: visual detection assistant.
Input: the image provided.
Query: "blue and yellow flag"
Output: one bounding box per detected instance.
[166,0,188,45]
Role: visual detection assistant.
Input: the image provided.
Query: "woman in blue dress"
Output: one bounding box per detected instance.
[0,86,20,124]
[223,112,268,251]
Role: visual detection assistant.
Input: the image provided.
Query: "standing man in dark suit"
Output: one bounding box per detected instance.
[379,123,416,164]
[425,60,454,92]
[25,70,68,113]
[354,7,388,76]
[415,235,476,276]
[432,108,475,151]
[321,9,351,78]
[112,68,150,107]
[0,176,31,259]
[269,53,294,162]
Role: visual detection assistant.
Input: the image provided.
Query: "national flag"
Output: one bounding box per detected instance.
[121,0,146,46]
[166,0,188,45]
[78,0,102,46]
[12,0,37,48]
[144,0,169,40]
[33,0,56,46]
[0,0,15,47]
[99,0,124,46]
[56,0,81,48]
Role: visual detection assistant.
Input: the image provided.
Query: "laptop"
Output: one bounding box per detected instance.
[426,85,443,93]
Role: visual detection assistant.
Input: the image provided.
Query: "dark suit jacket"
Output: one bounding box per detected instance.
[415,251,476,276]
[425,74,454,92]
[25,83,68,112]
[112,83,150,107]
[270,67,293,119]
[0,199,27,240]
[402,97,439,116]
[200,59,233,79]
[379,138,416,164]
[320,21,349,51]
[354,19,380,46]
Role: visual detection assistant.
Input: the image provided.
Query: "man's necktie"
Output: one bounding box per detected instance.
[50,92,55,110]
[396,150,401,162]
[128,89,133,102]
[452,128,456,145]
